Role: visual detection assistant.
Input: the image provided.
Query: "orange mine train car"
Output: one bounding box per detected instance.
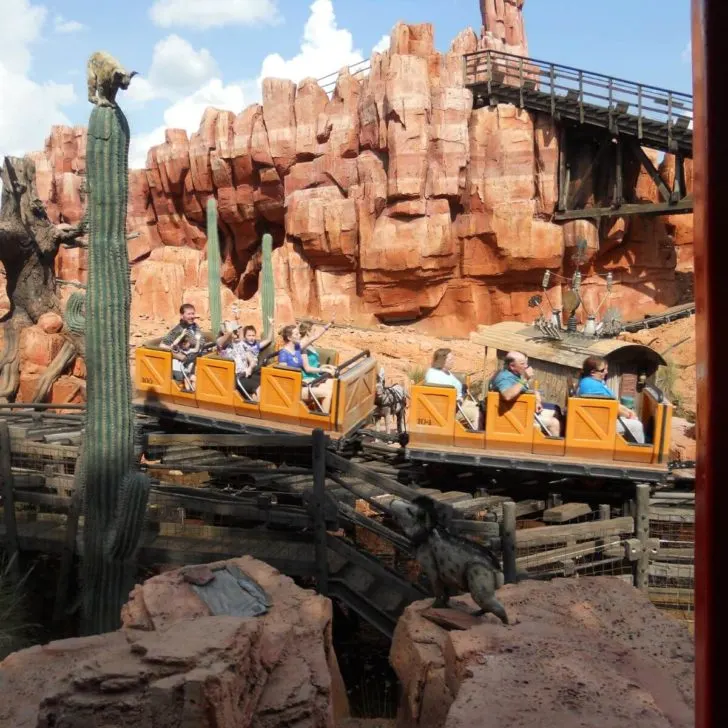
[133,335,377,441]
[405,321,674,484]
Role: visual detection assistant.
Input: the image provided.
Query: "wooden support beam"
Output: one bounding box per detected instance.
[311,429,329,596]
[515,516,634,547]
[543,502,591,523]
[566,136,612,209]
[612,137,624,207]
[553,197,694,220]
[628,139,672,202]
[0,422,20,581]
[501,500,517,584]
[53,484,82,623]
[634,483,650,590]
[672,153,687,202]
[557,125,570,211]
[146,433,313,448]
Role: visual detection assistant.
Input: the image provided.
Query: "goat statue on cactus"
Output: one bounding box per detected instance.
[69,52,150,635]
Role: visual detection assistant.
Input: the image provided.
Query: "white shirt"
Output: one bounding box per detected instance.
[424,367,464,398]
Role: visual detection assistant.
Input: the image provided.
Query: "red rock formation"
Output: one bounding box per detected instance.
[391,578,693,728]
[0,556,349,728]
[25,2,693,339]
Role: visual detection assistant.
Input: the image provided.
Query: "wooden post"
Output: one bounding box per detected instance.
[312,428,329,596]
[0,422,19,581]
[633,483,650,590]
[599,504,611,521]
[501,500,517,584]
[52,485,82,623]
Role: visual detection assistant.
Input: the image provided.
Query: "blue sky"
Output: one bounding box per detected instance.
[0,0,692,168]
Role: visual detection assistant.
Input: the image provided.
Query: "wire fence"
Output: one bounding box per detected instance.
[515,504,636,582]
[648,504,695,634]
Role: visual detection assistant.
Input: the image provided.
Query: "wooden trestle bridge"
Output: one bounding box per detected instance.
[320,49,693,222]
[0,405,696,637]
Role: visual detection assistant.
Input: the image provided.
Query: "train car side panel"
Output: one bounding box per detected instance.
[484,391,536,452]
[259,366,304,426]
[196,356,236,413]
[135,348,173,398]
[564,395,618,461]
[408,384,456,447]
[335,357,377,435]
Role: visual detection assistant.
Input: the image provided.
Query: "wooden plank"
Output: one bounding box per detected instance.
[8,441,79,461]
[648,562,694,580]
[553,198,693,220]
[649,506,694,523]
[517,539,613,569]
[648,586,694,607]
[429,491,473,505]
[326,452,420,502]
[542,502,592,523]
[146,432,313,448]
[515,516,634,547]
[653,546,695,562]
[515,499,546,517]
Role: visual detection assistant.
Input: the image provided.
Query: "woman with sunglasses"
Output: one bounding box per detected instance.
[577,356,645,443]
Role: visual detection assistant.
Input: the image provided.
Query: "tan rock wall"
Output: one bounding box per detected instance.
[25,3,692,338]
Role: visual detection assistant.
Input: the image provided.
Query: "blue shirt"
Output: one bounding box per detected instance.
[242,340,261,358]
[492,369,529,395]
[278,344,303,370]
[424,367,464,398]
[577,376,615,398]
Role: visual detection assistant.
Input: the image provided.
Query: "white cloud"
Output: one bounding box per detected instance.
[126,34,220,104]
[128,78,247,168]
[54,15,85,34]
[150,0,281,30]
[681,41,691,64]
[0,0,76,159]
[0,0,46,74]
[130,0,367,168]
[257,0,363,86]
[372,34,390,54]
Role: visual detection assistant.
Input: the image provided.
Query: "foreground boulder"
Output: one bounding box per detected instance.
[391,577,693,728]
[0,556,349,728]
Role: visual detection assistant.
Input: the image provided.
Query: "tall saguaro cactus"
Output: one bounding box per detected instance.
[206,198,222,336]
[78,71,150,635]
[261,233,274,347]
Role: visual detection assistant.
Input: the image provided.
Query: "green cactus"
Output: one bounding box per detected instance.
[80,97,150,635]
[64,291,86,334]
[206,198,222,336]
[261,233,274,349]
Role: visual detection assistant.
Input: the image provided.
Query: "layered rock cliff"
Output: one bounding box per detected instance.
[24,2,693,337]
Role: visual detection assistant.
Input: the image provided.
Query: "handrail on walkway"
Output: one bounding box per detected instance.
[463,49,692,148]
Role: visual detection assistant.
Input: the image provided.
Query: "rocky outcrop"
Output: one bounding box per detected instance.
[390,577,694,728]
[25,1,693,338]
[0,556,349,728]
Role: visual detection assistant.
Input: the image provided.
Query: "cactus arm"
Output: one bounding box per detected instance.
[64,292,86,334]
[260,233,274,354]
[206,198,222,336]
[105,472,150,561]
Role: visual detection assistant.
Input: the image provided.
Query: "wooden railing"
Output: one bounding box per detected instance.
[463,49,693,142]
